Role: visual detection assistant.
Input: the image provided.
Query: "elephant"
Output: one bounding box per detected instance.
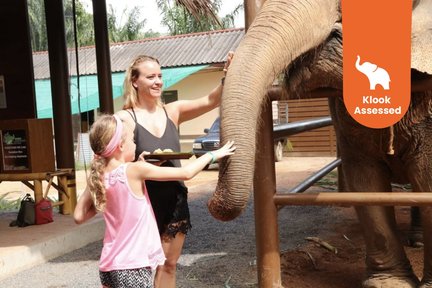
[207,0,432,287]
[355,55,391,90]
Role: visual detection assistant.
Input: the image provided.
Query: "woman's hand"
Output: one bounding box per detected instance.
[212,140,236,161]
[137,151,150,161]
[223,51,234,75]
[138,151,166,166]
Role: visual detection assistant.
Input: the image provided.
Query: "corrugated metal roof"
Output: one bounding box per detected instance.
[33,28,245,80]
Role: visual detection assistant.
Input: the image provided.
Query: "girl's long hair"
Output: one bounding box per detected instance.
[88,115,125,211]
[123,55,161,109]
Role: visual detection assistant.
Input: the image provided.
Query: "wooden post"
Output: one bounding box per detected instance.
[33,180,43,204]
[58,173,77,215]
[244,0,265,30]
[274,192,432,206]
[92,0,114,114]
[245,0,281,287]
[44,0,77,213]
[254,100,282,287]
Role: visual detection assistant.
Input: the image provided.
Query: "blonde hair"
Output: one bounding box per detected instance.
[123,55,162,109]
[88,114,126,211]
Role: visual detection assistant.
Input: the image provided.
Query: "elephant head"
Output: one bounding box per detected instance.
[207,0,432,221]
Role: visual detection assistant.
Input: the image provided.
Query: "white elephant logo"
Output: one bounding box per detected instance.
[355,55,391,90]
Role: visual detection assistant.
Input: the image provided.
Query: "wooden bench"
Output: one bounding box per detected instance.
[0,169,76,215]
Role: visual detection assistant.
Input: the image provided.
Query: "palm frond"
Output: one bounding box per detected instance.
[175,0,221,27]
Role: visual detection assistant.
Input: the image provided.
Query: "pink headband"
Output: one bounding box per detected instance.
[100,115,123,157]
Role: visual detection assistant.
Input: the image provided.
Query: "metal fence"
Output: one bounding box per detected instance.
[253,99,431,288]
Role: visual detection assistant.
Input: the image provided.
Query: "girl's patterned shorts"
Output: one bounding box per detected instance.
[99,267,153,288]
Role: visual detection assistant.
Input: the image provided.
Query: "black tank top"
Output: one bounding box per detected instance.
[127,107,190,236]
[128,107,181,167]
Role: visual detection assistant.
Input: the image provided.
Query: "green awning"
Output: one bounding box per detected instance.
[35,65,208,118]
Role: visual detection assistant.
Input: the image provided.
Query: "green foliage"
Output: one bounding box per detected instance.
[220,3,243,28]
[28,0,161,52]
[28,0,48,51]
[285,140,294,152]
[156,0,243,35]
[28,0,94,51]
[0,193,21,211]
[64,0,95,47]
[28,0,243,52]
[315,170,338,190]
[0,193,60,212]
[107,4,154,43]
[143,29,162,39]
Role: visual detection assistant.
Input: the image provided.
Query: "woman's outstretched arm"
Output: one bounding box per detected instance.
[165,51,234,125]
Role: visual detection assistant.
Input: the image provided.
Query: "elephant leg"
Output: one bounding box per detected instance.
[419,207,432,288]
[408,206,423,248]
[358,205,419,288]
[341,157,418,288]
[409,170,432,287]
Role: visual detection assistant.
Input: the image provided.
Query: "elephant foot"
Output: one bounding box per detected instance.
[362,274,419,288]
[419,280,432,288]
[407,229,423,248]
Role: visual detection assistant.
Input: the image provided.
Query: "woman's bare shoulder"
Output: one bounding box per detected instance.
[116,110,134,123]
[116,109,130,117]
[163,102,182,125]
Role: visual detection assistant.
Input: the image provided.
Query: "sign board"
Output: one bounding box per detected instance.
[0,119,55,173]
[1,129,29,171]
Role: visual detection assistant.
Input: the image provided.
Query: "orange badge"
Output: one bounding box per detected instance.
[342,0,412,128]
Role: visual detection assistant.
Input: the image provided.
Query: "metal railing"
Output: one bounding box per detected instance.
[273,116,333,138]
[253,98,431,288]
[272,115,340,193]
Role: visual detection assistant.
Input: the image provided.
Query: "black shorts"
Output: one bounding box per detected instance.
[146,180,192,238]
[99,267,152,288]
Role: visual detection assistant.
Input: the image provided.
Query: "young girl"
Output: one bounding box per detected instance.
[74,114,235,288]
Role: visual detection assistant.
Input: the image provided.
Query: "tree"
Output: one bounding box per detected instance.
[28,0,48,51]
[220,3,243,28]
[107,5,160,43]
[28,0,160,51]
[64,0,95,47]
[156,0,243,35]
[28,0,94,51]
[28,0,228,51]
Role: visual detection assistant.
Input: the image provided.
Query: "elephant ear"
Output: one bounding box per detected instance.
[411,0,432,75]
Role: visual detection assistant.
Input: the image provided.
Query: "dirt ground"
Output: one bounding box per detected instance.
[176,199,424,288]
[0,157,425,288]
[175,159,425,288]
[280,206,424,288]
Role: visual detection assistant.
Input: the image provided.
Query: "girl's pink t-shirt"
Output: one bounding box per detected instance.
[99,163,165,271]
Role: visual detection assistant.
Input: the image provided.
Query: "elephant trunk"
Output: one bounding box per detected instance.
[355,55,362,70]
[208,0,340,221]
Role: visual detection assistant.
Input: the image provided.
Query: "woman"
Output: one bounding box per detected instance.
[116,52,233,288]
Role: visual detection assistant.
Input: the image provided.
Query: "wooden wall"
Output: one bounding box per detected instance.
[284,98,337,157]
[0,0,37,120]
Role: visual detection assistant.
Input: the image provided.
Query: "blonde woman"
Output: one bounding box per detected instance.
[116,53,233,287]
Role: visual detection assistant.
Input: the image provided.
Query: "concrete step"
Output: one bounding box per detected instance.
[0,212,104,281]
